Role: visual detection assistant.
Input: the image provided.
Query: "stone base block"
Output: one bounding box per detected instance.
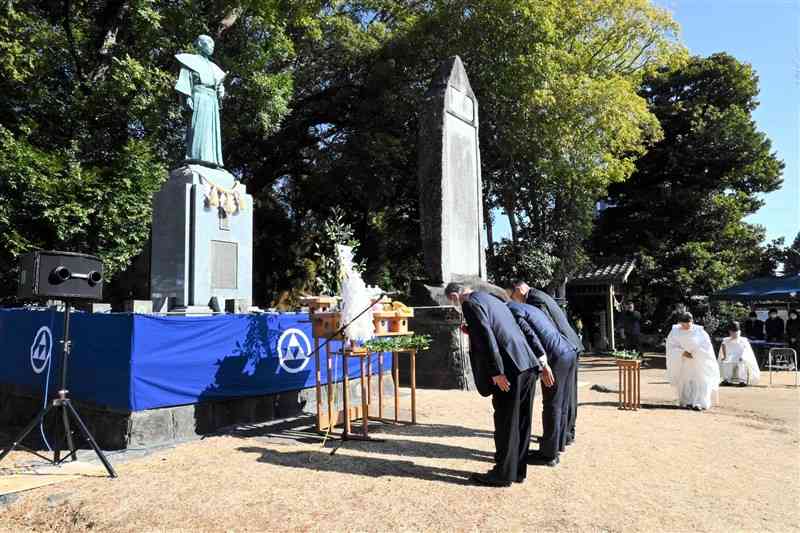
[0,371,394,450]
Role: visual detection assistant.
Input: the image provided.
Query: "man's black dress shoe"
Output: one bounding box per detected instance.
[529,455,560,467]
[470,472,511,487]
[526,450,544,462]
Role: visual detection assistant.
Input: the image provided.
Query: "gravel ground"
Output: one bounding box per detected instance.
[1,356,798,532]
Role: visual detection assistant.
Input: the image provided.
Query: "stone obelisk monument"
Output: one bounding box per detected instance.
[418,55,487,285]
[410,56,501,390]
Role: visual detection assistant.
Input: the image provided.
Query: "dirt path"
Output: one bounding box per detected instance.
[2,356,798,532]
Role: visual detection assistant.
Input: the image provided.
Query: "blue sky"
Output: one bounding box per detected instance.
[659,0,799,244]
[492,0,799,244]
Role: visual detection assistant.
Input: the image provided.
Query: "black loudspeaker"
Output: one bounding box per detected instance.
[17,250,104,301]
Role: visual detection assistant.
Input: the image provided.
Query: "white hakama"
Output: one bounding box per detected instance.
[718,336,760,385]
[666,324,720,409]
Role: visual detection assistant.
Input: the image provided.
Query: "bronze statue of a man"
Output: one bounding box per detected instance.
[175,35,226,167]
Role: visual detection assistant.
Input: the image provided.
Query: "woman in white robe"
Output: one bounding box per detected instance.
[665,312,720,410]
[718,321,760,386]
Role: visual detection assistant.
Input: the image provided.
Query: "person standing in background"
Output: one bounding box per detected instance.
[764,309,785,342]
[743,311,765,341]
[786,310,800,350]
[620,302,642,354]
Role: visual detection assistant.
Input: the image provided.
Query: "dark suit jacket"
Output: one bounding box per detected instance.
[743,319,765,340]
[525,288,583,353]
[508,302,578,364]
[462,292,540,396]
[765,317,785,342]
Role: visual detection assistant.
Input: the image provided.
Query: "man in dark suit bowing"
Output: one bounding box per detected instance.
[507,300,578,467]
[511,281,583,446]
[445,282,541,487]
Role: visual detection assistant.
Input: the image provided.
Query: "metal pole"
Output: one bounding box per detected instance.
[59,302,71,393]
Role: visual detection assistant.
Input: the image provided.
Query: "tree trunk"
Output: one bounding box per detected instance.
[484,202,494,260]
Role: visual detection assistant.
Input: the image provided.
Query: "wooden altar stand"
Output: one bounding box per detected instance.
[316,336,418,440]
[616,358,641,410]
[303,296,419,440]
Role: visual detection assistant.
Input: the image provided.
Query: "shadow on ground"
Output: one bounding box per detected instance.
[237,446,476,486]
[578,400,686,410]
[228,416,549,463]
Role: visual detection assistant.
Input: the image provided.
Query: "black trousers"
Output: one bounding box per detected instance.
[491,369,535,482]
[567,353,578,441]
[540,353,576,458]
[626,334,641,353]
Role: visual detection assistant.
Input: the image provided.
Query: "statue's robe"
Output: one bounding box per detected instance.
[175,53,226,167]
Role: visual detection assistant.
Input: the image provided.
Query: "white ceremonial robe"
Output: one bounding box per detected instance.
[718,336,760,385]
[665,324,720,409]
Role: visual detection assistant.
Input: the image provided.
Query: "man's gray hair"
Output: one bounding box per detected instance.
[444,282,470,296]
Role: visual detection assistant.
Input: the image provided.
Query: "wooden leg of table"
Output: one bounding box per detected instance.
[326,344,334,428]
[393,351,400,423]
[618,365,622,409]
[315,337,322,430]
[628,368,636,409]
[623,367,627,409]
[343,354,351,436]
[411,350,417,425]
[627,368,632,409]
[360,356,369,437]
[378,353,384,419]
[629,368,633,409]
[627,367,631,409]
[367,354,372,416]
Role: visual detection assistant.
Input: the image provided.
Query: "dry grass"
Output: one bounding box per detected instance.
[1,356,798,533]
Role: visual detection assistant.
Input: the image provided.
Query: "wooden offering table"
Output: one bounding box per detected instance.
[616,358,641,410]
[334,334,419,440]
[303,296,420,438]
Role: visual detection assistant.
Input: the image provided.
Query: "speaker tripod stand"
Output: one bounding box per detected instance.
[0,302,117,478]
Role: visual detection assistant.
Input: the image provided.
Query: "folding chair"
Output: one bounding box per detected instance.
[767,348,798,387]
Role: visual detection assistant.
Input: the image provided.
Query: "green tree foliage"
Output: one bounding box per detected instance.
[0,0,293,298]
[785,232,800,276]
[6,1,782,312]
[488,236,558,289]
[590,53,784,319]
[251,0,682,300]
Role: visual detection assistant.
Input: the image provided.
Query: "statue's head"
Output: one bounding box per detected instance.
[195,35,215,57]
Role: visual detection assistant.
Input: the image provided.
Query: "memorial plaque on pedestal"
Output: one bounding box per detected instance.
[211,240,238,289]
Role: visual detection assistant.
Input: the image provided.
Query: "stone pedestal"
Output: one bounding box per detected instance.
[408,277,508,390]
[150,164,253,310]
